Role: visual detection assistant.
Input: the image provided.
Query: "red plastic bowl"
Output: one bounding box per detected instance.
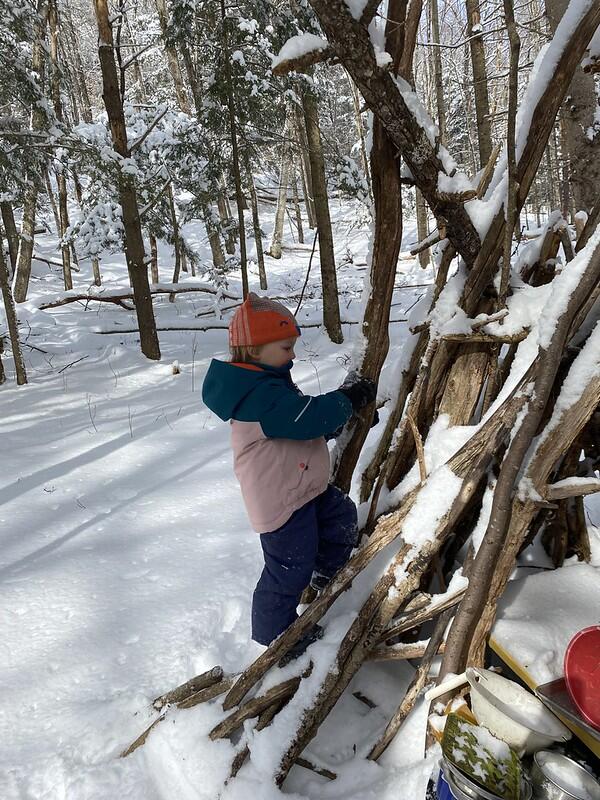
[564,625,600,731]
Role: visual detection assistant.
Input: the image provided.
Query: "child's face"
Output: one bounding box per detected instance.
[256,337,298,368]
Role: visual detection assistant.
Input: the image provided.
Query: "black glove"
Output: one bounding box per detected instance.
[338,372,377,411]
[371,409,380,428]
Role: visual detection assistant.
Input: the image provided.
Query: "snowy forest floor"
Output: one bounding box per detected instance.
[2,199,599,800]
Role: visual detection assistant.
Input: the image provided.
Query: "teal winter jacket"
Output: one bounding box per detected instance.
[202,360,353,532]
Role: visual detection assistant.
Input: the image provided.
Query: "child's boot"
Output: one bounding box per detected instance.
[278,624,324,667]
[309,571,331,592]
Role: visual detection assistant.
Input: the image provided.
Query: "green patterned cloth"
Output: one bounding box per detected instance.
[442,713,522,800]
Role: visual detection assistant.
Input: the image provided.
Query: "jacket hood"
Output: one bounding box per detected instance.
[202,359,292,421]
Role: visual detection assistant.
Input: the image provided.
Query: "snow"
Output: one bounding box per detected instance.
[271,34,329,71]
[537,225,600,348]
[527,316,600,466]
[471,481,495,554]
[548,476,600,493]
[397,465,463,549]
[393,76,440,150]
[1,199,439,799]
[541,756,598,799]
[582,22,600,71]
[343,0,371,21]
[492,563,600,685]
[437,171,474,195]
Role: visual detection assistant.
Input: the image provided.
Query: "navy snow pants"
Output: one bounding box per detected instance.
[251,484,358,646]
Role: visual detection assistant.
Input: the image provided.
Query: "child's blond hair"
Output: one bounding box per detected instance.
[230,344,262,363]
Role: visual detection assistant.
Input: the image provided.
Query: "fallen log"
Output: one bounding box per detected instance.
[38,284,241,309]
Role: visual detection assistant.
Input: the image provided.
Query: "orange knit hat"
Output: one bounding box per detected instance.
[229,292,301,347]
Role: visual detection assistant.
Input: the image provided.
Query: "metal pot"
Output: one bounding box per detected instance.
[530,751,600,800]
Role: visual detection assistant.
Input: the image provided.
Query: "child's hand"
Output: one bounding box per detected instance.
[338,373,377,411]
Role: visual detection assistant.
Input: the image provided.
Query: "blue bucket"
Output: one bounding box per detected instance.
[436,767,458,800]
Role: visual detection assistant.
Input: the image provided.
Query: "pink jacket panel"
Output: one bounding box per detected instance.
[231,420,331,533]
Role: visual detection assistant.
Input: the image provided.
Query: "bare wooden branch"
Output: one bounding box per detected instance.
[367,640,445,661]
[130,107,168,153]
[499,0,521,306]
[368,608,453,760]
[476,144,501,195]
[177,676,236,709]
[296,757,337,780]
[410,230,441,256]
[375,587,466,644]
[471,309,508,329]
[575,194,600,252]
[228,700,282,779]
[271,45,333,76]
[360,0,382,26]
[210,676,301,741]
[121,675,235,757]
[437,189,478,203]
[96,319,409,335]
[557,225,575,263]
[152,666,223,711]
[407,412,427,482]
[545,478,600,501]
[38,285,240,309]
[353,690,378,709]
[441,330,529,344]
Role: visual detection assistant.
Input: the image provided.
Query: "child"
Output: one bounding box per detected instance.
[202,293,376,660]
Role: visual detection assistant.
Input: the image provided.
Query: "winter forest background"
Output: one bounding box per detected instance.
[1,0,600,797]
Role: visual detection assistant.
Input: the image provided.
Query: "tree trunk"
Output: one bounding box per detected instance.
[14,188,39,304]
[415,188,430,269]
[92,258,102,286]
[168,185,182,287]
[558,112,571,219]
[244,152,267,290]
[429,0,447,145]
[301,89,343,343]
[48,0,73,291]
[124,12,148,104]
[44,169,61,234]
[268,115,292,259]
[149,235,158,283]
[217,194,236,255]
[202,204,226,270]
[179,42,202,114]
[0,236,27,385]
[545,0,600,213]
[292,174,304,245]
[332,0,407,491]
[466,0,492,168]
[13,0,49,303]
[94,0,160,360]
[350,79,372,201]
[154,0,191,114]
[294,107,316,229]
[1,202,19,274]
[221,0,248,297]
[63,1,92,122]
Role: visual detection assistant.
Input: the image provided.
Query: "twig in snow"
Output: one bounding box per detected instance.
[58,355,89,373]
[294,228,319,316]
